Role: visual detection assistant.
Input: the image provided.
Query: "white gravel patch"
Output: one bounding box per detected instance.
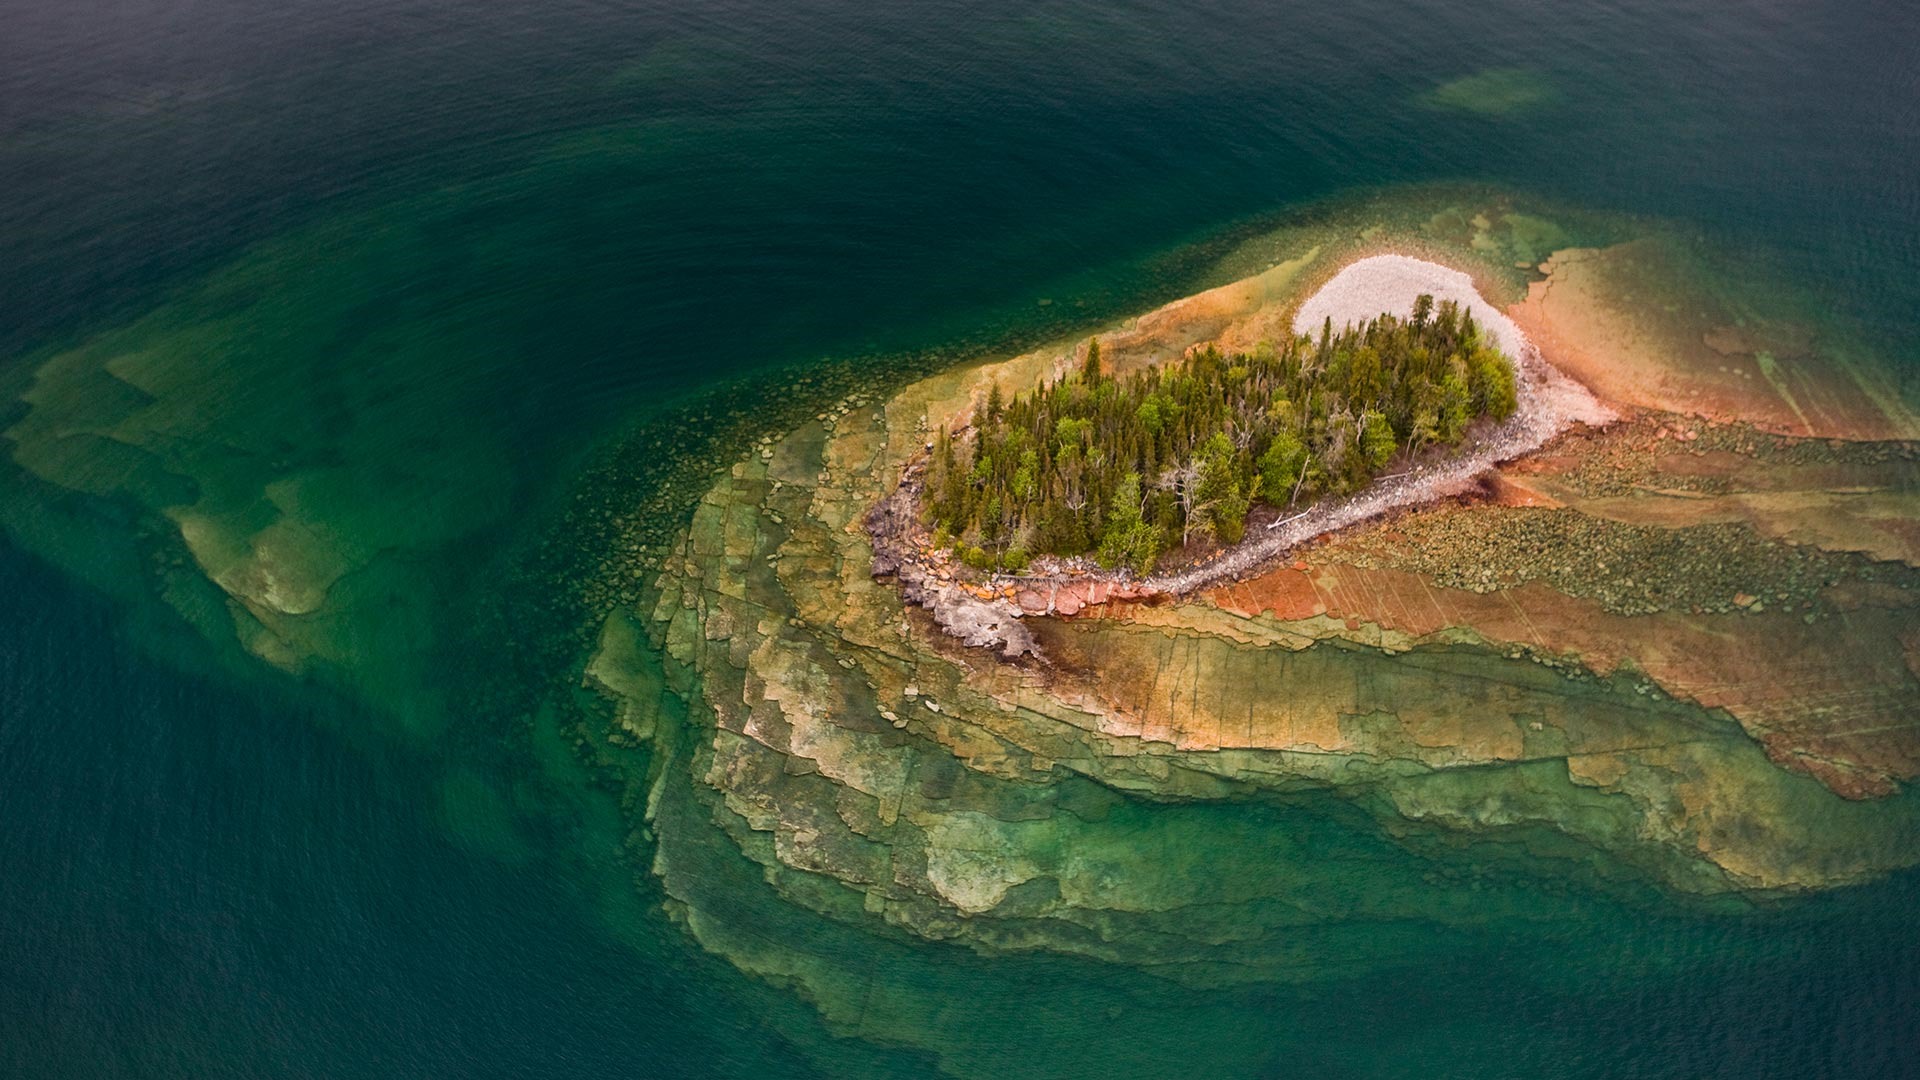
[1293,254,1528,357]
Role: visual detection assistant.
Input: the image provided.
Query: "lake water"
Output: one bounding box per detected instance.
[3,1,1917,1076]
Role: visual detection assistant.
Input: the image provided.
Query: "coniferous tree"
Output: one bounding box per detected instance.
[930,297,1516,572]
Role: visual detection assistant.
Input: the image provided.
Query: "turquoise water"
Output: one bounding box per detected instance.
[3,0,1918,1076]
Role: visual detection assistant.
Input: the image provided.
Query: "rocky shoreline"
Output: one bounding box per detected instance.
[864,451,1155,658]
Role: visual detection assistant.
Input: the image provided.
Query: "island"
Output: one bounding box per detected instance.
[24,184,1909,1062]
[582,199,1920,1040]
[869,254,1610,655]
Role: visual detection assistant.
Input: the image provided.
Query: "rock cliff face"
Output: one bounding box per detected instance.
[576,200,1920,1033]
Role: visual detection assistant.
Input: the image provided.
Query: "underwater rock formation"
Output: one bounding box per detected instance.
[587,201,1920,1007]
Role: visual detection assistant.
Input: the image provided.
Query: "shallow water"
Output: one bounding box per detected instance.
[3,0,1917,1076]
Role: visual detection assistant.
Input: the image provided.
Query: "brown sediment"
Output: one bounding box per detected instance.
[1188,563,1919,800]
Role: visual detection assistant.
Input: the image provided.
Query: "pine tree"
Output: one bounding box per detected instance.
[1360,410,1396,471]
[929,296,1516,565]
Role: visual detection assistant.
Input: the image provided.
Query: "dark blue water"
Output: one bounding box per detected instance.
[0,538,857,1079]
[4,1,1918,1076]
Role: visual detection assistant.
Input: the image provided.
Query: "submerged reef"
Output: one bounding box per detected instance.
[1421,68,1559,118]
[579,195,1920,1041]
[6,183,1914,1071]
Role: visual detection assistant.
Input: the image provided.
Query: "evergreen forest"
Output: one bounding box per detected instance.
[925,296,1519,575]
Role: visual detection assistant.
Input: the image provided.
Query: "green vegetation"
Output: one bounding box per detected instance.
[926,296,1518,574]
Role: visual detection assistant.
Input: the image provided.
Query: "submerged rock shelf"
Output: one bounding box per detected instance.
[578,198,1920,1028]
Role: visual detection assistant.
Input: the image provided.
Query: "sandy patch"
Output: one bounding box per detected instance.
[1293,253,1530,357]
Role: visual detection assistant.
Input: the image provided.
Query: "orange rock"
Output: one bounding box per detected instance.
[1485,472,1565,509]
[1208,559,1920,800]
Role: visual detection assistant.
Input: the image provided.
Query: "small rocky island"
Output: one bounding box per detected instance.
[579,202,1920,1041]
[871,255,1610,656]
